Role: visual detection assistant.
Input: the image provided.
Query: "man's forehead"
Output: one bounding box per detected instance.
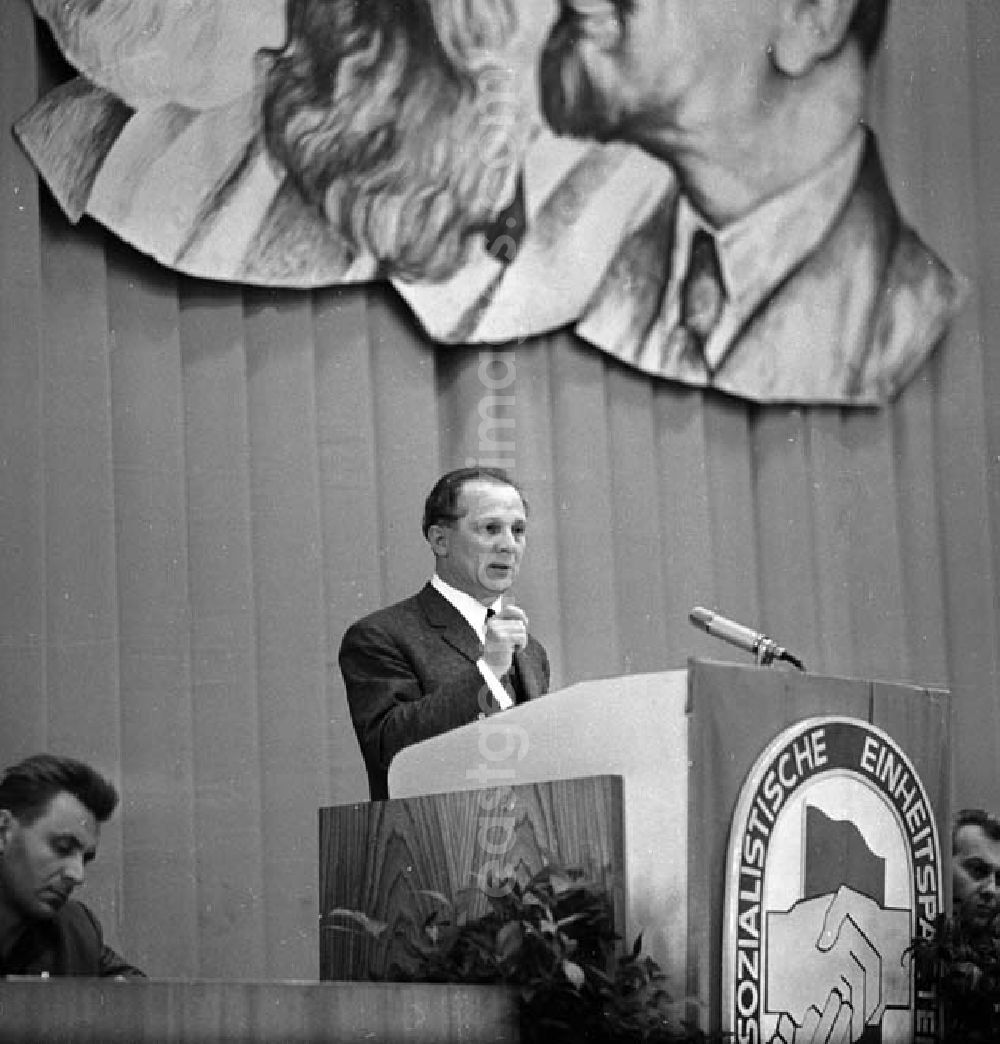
[459,480,525,513]
[957,823,1000,860]
[560,0,631,14]
[32,791,99,843]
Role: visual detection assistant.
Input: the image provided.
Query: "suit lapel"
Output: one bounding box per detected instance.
[418,584,546,702]
[416,584,483,664]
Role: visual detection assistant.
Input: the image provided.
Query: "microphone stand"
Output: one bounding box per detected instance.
[754,636,805,671]
[689,606,806,671]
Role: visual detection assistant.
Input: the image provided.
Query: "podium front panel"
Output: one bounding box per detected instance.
[386,659,950,1037]
[687,658,951,1037]
[389,669,690,997]
[319,776,625,981]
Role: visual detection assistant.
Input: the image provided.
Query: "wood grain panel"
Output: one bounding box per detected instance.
[0,979,517,1044]
[319,776,625,981]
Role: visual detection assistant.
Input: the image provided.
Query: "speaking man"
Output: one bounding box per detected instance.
[339,467,550,800]
[0,754,144,978]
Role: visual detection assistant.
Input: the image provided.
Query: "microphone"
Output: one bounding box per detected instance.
[689,606,805,671]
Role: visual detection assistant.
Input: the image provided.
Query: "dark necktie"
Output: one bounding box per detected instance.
[678,228,725,360]
[480,171,525,265]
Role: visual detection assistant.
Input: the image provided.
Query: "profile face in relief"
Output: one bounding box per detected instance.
[541,0,806,150]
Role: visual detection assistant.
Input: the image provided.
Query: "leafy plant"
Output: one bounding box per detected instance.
[332,863,720,1043]
[332,869,1000,1042]
[911,915,1000,1043]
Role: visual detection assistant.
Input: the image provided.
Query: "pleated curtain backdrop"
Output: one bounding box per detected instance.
[1,0,999,979]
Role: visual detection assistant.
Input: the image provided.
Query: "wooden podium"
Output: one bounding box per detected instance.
[389,667,690,990]
[322,659,951,1037]
[319,774,628,982]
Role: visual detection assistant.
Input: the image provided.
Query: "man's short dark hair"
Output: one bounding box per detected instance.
[0,754,119,826]
[422,467,525,538]
[849,0,890,63]
[953,808,1000,852]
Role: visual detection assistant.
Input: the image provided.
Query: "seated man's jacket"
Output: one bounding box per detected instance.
[340,583,550,799]
[1,900,144,978]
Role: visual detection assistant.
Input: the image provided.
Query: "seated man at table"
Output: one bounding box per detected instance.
[340,467,551,799]
[0,753,144,977]
[952,807,1000,934]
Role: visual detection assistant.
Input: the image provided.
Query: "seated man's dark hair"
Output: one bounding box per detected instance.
[953,807,1000,851]
[422,467,525,538]
[0,754,119,826]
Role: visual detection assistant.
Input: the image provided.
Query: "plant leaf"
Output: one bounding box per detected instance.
[549,873,574,894]
[415,889,454,908]
[562,959,586,989]
[497,920,523,961]
[556,912,586,929]
[323,909,388,937]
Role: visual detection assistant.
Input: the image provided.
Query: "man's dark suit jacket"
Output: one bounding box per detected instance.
[339,583,550,800]
[1,900,144,978]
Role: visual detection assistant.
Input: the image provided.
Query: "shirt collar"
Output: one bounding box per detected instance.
[669,127,865,369]
[430,575,501,642]
[717,128,864,302]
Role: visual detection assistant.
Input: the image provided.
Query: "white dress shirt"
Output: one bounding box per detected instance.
[430,575,513,710]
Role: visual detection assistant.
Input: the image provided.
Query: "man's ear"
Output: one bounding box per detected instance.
[427,524,450,559]
[772,0,857,77]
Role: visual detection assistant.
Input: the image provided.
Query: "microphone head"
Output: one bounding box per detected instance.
[689,606,713,631]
